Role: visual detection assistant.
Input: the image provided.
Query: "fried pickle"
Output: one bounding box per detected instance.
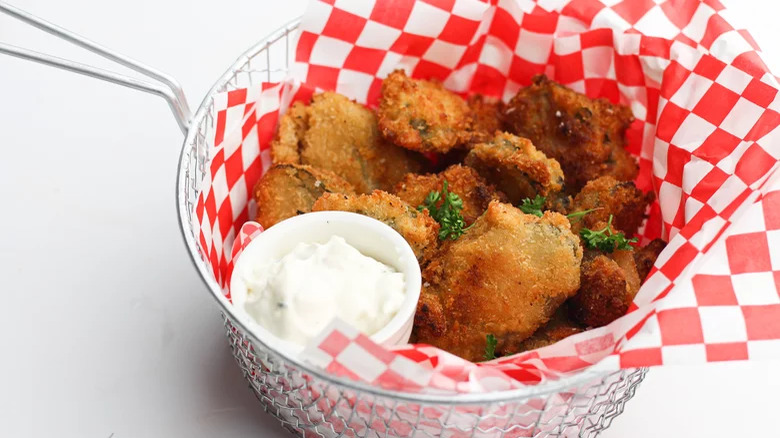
[569,247,641,328]
[467,94,504,143]
[377,69,471,154]
[270,92,423,193]
[512,308,584,353]
[271,101,309,164]
[393,164,507,225]
[545,193,573,215]
[254,164,356,228]
[569,176,653,237]
[503,75,637,193]
[634,238,667,283]
[465,132,565,204]
[312,190,440,263]
[414,202,583,362]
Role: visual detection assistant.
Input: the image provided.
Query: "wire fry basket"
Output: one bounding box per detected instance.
[177,19,647,438]
[0,4,646,436]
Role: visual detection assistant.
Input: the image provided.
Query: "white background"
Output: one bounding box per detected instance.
[1,1,778,437]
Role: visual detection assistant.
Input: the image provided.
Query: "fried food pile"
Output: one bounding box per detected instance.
[252,69,667,362]
[414,203,582,361]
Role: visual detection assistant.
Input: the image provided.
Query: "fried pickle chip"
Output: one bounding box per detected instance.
[270,92,423,193]
[254,164,356,228]
[393,164,507,225]
[545,193,574,215]
[465,132,565,204]
[414,202,583,362]
[607,143,639,184]
[569,176,654,237]
[312,190,440,263]
[504,75,637,193]
[569,247,641,328]
[511,308,584,353]
[467,94,504,143]
[634,238,667,283]
[377,69,471,154]
[271,101,309,164]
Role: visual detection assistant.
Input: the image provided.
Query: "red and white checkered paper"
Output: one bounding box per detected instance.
[195,0,780,392]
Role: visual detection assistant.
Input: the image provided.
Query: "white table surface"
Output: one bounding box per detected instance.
[0,1,778,437]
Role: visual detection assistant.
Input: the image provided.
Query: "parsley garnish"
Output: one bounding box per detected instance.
[520,195,601,223]
[519,195,546,217]
[418,180,470,240]
[579,214,637,253]
[566,207,600,223]
[484,334,497,360]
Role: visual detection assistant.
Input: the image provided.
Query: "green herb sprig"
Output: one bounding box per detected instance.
[566,207,600,223]
[579,214,637,253]
[519,195,600,223]
[418,181,471,240]
[519,195,546,217]
[484,334,497,361]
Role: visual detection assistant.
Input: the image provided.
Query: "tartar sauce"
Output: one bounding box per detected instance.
[241,235,405,345]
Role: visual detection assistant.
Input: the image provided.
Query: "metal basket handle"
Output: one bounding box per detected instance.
[0,1,192,133]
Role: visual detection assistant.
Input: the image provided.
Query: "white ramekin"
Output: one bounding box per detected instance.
[229,211,422,358]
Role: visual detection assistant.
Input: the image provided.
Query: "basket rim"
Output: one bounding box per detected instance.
[175,16,637,405]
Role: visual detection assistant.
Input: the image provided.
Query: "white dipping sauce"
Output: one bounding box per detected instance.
[240,235,406,345]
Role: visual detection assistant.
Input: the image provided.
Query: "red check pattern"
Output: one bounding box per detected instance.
[193,0,780,391]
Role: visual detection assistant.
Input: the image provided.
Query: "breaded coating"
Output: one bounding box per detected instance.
[377,69,471,154]
[254,164,356,228]
[465,132,565,204]
[270,92,423,193]
[634,238,667,283]
[271,101,309,164]
[312,191,440,263]
[607,143,639,183]
[467,95,503,143]
[511,308,584,353]
[545,193,573,215]
[569,248,641,328]
[392,164,507,225]
[413,202,583,362]
[503,75,637,193]
[569,176,654,237]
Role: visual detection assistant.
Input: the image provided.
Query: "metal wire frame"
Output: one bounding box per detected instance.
[175,18,648,437]
[0,1,191,133]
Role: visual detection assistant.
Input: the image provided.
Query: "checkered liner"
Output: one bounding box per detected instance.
[195,0,780,392]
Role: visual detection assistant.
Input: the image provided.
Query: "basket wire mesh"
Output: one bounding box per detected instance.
[176,19,647,438]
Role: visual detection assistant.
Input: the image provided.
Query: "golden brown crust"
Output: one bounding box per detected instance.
[371,141,428,192]
[606,142,640,183]
[545,193,573,215]
[569,176,654,237]
[413,202,583,362]
[392,164,507,225]
[503,75,637,193]
[465,132,565,204]
[272,92,423,193]
[414,290,447,338]
[254,164,356,228]
[634,238,667,283]
[568,248,641,328]
[510,308,584,353]
[270,101,308,164]
[377,70,471,154]
[467,95,504,144]
[311,190,440,263]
